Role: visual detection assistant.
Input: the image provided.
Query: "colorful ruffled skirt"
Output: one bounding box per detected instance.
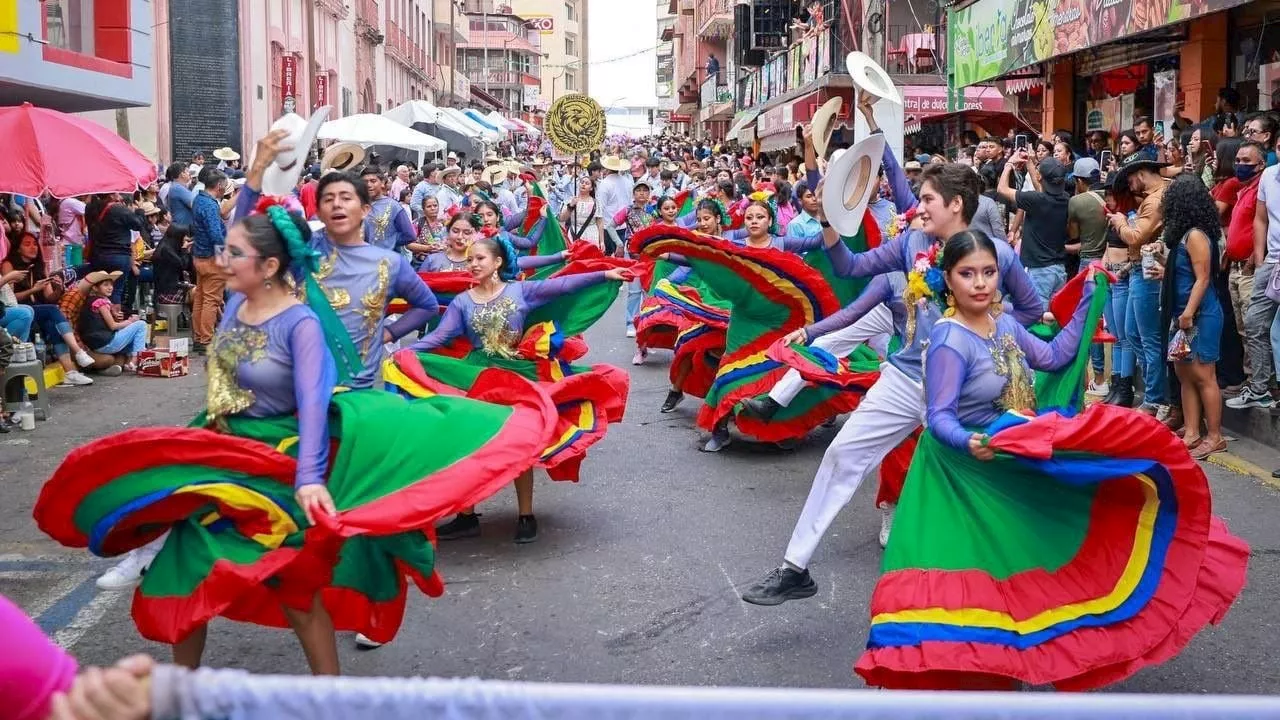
[33,386,555,644]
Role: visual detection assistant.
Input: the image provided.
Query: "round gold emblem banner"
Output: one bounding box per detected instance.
[546,94,606,154]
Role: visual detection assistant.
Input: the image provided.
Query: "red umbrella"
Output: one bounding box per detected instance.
[0,102,157,198]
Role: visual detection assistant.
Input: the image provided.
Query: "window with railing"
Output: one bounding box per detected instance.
[736,24,848,110]
[43,0,93,55]
[565,71,577,91]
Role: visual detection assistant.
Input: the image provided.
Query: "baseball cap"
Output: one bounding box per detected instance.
[1068,157,1100,183]
[1038,158,1068,188]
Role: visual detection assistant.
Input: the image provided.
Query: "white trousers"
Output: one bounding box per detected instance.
[783,362,924,570]
[768,303,896,407]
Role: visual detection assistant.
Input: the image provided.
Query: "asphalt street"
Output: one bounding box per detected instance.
[3,297,1279,693]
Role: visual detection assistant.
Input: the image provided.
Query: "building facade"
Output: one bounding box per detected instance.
[655,0,677,128]
[508,0,588,108]
[457,0,547,125]
[433,0,472,107]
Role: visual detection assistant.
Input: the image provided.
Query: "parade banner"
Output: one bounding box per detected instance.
[950,0,1249,87]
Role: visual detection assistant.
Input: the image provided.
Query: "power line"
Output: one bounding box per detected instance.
[542,44,662,69]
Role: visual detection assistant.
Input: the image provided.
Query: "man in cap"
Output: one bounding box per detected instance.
[997,150,1070,303]
[1067,156,1112,396]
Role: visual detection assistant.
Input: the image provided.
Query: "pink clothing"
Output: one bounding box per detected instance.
[57,198,87,246]
[1,594,78,720]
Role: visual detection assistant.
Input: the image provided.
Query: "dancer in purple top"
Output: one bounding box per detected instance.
[418,210,567,274]
[923,230,1093,455]
[361,165,418,251]
[475,199,544,252]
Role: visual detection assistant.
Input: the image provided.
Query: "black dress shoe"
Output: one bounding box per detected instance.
[660,389,684,413]
[436,512,481,540]
[514,514,538,544]
[740,566,818,606]
[739,396,781,421]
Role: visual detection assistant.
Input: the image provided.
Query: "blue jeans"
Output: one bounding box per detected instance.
[1027,264,1067,306]
[93,253,133,305]
[1,304,34,341]
[626,279,643,327]
[96,319,148,356]
[1105,273,1135,378]
[1126,272,1165,405]
[31,304,73,356]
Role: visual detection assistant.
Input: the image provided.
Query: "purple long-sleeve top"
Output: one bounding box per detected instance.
[236,185,440,388]
[722,229,824,254]
[418,250,565,273]
[502,220,545,252]
[214,294,335,487]
[364,196,417,250]
[804,272,908,340]
[878,134,918,213]
[410,272,610,355]
[924,282,1094,452]
[824,228,1044,382]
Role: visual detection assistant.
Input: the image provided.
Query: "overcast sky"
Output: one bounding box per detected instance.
[587,0,658,109]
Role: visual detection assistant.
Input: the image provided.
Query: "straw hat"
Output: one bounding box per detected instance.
[822,133,886,236]
[213,147,241,162]
[482,165,509,185]
[321,142,366,173]
[85,270,123,285]
[260,107,331,196]
[600,154,630,173]
[137,201,162,216]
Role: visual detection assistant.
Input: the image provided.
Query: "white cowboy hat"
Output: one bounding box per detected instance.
[320,142,366,173]
[822,133,886,237]
[260,107,331,196]
[600,154,630,173]
[212,147,240,162]
[810,96,843,159]
[845,51,902,105]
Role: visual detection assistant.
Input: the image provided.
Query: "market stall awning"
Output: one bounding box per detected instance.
[318,113,446,152]
[508,116,541,136]
[440,107,502,143]
[0,102,156,198]
[383,100,440,126]
[726,108,762,143]
[906,109,1035,137]
[465,109,507,136]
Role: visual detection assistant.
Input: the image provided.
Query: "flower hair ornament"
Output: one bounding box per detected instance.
[255,197,364,384]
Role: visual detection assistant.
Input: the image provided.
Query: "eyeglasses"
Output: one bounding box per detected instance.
[1244,127,1262,137]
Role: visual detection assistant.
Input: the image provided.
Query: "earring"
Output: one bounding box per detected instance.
[265,279,273,289]
[944,293,957,317]
[991,289,1004,318]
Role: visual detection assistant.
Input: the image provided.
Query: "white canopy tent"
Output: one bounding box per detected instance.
[318,113,446,165]
[440,107,503,143]
[508,116,541,137]
[383,100,440,127]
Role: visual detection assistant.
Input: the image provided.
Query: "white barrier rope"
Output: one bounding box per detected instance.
[149,665,1280,720]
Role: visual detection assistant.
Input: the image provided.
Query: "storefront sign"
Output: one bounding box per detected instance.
[524,15,555,34]
[281,55,298,114]
[315,74,328,109]
[950,0,1250,87]
[1084,93,1135,138]
[903,85,1004,119]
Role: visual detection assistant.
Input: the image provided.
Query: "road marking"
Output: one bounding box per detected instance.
[53,589,123,650]
[20,569,96,620]
[1204,451,1280,491]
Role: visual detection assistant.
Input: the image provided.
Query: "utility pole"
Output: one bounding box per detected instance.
[483,3,490,96]
[306,0,318,110]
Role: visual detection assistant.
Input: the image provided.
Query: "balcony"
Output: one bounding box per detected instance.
[737,25,849,110]
[465,68,541,88]
[659,16,675,41]
[884,24,946,76]
[696,0,732,39]
[700,70,732,113]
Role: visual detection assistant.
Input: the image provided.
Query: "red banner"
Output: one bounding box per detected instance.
[315,74,328,108]
[281,56,297,104]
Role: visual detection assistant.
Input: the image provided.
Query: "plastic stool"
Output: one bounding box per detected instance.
[155,303,192,338]
[2,359,50,421]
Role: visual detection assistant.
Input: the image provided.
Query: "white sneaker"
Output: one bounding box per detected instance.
[60,370,94,386]
[631,348,647,365]
[878,503,895,549]
[354,633,385,649]
[97,550,155,590]
[1086,380,1109,397]
[625,325,637,338]
[74,350,95,367]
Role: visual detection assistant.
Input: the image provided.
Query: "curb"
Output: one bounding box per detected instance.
[1203,451,1280,491]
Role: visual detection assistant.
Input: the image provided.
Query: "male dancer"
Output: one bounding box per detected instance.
[740,163,1045,605]
[360,165,418,251]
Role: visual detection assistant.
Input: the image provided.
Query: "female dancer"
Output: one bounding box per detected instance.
[856,229,1248,690]
[475,199,543,253]
[393,235,629,544]
[419,211,569,274]
[631,195,684,365]
[35,203,554,672]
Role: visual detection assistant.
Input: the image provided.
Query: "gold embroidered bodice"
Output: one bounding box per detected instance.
[372,204,393,242]
[470,296,522,358]
[990,331,1036,414]
[300,250,351,309]
[356,258,392,353]
[206,326,268,428]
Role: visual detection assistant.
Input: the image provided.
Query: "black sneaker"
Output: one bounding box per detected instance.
[740,566,818,606]
[739,396,781,421]
[660,389,684,413]
[436,512,481,540]
[514,514,538,544]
